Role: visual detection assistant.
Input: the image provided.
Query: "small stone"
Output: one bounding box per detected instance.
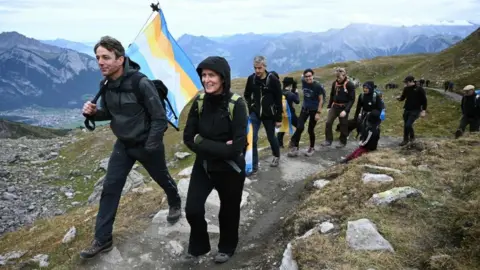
[168,240,184,256]
[6,186,15,193]
[2,192,18,200]
[346,218,394,252]
[62,226,76,243]
[362,173,394,184]
[174,152,191,160]
[31,254,49,267]
[313,179,330,189]
[320,222,334,234]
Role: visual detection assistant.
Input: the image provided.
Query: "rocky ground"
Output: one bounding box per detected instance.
[0,135,80,235]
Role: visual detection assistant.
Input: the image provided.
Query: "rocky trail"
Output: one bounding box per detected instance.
[425,87,462,102]
[78,136,399,270]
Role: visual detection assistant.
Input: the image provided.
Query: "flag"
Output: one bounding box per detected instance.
[126,8,203,129]
[278,96,295,135]
[245,118,254,175]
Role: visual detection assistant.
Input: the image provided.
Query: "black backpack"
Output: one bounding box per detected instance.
[130,72,179,131]
[84,72,179,132]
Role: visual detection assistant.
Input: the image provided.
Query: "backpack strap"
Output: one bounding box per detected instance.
[197,93,246,122]
[196,93,206,117]
[130,72,148,104]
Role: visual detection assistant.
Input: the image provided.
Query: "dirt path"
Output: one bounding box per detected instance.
[79,136,399,270]
[425,87,462,102]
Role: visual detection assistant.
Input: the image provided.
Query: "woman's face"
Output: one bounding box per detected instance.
[201,69,223,95]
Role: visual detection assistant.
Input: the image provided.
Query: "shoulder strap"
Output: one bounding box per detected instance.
[372,92,377,104]
[228,93,245,121]
[266,73,272,87]
[129,72,148,103]
[196,93,206,117]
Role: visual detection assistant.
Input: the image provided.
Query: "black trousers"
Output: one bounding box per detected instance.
[185,159,246,256]
[403,110,421,141]
[458,116,480,133]
[94,140,181,244]
[290,109,318,148]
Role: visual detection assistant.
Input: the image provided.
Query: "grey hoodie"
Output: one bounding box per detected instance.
[93,58,167,150]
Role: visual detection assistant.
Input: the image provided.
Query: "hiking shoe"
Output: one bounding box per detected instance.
[247,168,258,177]
[79,239,113,260]
[270,157,280,167]
[321,141,332,147]
[399,140,409,146]
[287,147,299,157]
[214,252,232,264]
[167,205,182,224]
[335,143,346,149]
[455,130,462,139]
[304,147,315,157]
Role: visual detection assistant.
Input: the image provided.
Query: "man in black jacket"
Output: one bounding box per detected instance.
[243,56,283,172]
[455,84,480,138]
[397,75,427,146]
[183,56,248,263]
[80,36,181,259]
[321,67,356,148]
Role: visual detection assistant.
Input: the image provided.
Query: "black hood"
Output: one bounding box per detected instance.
[362,81,375,94]
[123,57,141,77]
[196,56,231,95]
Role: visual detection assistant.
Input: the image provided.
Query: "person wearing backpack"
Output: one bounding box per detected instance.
[321,67,356,148]
[353,81,384,136]
[80,36,182,259]
[340,110,381,164]
[243,56,283,172]
[183,56,248,264]
[396,75,427,146]
[288,68,325,157]
[455,85,480,138]
[277,76,300,148]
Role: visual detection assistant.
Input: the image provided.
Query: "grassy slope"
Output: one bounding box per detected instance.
[0,119,71,139]
[285,134,480,270]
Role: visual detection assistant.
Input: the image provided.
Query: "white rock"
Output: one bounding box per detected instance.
[152,210,220,235]
[88,170,145,204]
[98,157,109,171]
[279,243,298,270]
[178,166,193,177]
[362,173,394,184]
[62,226,76,243]
[363,164,402,174]
[241,191,249,209]
[368,186,423,206]
[64,192,74,199]
[168,240,184,256]
[313,179,330,189]
[32,254,49,268]
[174,152,191,160]
[320,222,334,234]
[346,218,394,252]
[245,177,252,186]
[101,247,123,264]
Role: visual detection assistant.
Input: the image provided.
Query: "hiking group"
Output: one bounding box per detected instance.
[80,35,480,265]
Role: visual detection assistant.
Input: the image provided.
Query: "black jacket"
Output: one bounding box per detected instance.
[354,89,384,121]
[93,57,166,151]
[244,72,283,122]
[461,94,480,118]
[359,111,381,151]
[398,85,427,111]
[327,79,356,113]
[283,89,300,115]
[183,56,248,172]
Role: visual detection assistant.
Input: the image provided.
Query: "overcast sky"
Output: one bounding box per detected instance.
[1,0,479,45]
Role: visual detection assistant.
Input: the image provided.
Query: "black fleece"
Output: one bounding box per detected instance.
[243,72,283,122]
[92,57,167,151]
[398,85,428,111]
[183,56,248,171]
[461,94,480,118]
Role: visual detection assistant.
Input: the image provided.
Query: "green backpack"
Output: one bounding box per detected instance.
[196,92,247,121]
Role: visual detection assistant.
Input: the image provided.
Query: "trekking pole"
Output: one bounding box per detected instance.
[83,80,108,131]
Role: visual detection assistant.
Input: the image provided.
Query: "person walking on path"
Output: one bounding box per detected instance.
[321,67,356,148]
[183,56,248,264]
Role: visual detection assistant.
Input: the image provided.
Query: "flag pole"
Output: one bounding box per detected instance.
[128,2,160,47]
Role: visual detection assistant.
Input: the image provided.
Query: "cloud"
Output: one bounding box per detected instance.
[0,0,479,45]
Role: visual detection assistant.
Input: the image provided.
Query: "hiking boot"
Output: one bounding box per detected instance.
[167,205,182,224]
[270,157,280,167]
[455,130,463,139]
[399,140,409,146]
[79,239,113,260]
[335,143,346,149]
[287,147,299,157]
[321,141,332,147]
[247,168,258,177]
[304,147,315,157]
[214,252,232,264]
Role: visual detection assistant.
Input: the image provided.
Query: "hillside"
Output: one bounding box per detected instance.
[0,32,101,110]
[0,119,71,139]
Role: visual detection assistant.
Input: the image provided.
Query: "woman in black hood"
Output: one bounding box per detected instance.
[183,56,248,264]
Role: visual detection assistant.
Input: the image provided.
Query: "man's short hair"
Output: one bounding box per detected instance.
[253,55,267,67]
[94,36,125,58]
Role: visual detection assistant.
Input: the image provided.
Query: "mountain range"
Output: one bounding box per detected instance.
[0,23,478,112]
[0,32,101,110]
